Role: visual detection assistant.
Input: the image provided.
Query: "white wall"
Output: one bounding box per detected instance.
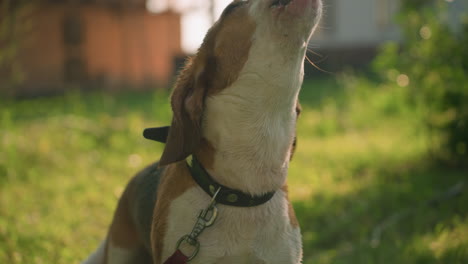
[311,0,467,49]
[311,0,401,49]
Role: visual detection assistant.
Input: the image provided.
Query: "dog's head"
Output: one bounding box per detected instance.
[159,0,322,166]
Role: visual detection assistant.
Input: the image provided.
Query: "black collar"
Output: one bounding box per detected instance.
[187,156,275,207]
[143,126,276,207]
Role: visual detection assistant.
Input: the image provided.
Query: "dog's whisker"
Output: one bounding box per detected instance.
[307,48,324,58]
[305,54,331,74]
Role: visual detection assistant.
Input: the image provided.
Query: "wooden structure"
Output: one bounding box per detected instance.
[2,0,182,95]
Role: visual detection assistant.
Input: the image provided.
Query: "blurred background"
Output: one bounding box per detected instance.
[0,0,467,263]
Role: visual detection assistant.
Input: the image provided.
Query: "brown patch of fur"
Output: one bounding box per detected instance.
[108,179,140,249]
[151,163,197,264]
[159,3,255,166]
[103,239,108,264]
[282,185,300,229]
[158,58,204,166]
[207,6,256,96]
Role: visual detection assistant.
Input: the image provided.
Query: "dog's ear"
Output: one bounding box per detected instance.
[290,101,302,161]
[159,57,215,166]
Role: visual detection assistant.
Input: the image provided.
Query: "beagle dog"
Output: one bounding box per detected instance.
[83,0,322,263]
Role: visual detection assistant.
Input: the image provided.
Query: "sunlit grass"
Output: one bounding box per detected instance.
[0,77,467,264]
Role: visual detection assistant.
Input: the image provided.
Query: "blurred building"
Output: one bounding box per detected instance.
[307,0,400,74]
[2,0,182,95]
[307,0,467,75]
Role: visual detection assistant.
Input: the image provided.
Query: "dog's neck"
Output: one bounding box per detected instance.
[200,44,307,196]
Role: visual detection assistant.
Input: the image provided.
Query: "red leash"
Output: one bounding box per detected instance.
[164,250,189,264]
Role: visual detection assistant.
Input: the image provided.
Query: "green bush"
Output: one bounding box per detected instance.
[373,0,468,165]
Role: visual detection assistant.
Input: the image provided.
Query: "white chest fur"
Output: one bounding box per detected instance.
[162,186,302,264]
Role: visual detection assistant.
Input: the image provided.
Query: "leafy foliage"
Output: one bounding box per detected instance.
[373,0,468,165]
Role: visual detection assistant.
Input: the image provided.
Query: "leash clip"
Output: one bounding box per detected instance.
[174,187,221,261]
[200,187,221,227]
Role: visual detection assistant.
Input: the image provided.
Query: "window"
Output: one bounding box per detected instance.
[63,14,83,45]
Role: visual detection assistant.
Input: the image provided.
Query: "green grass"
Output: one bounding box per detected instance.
[1,77,467,264]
